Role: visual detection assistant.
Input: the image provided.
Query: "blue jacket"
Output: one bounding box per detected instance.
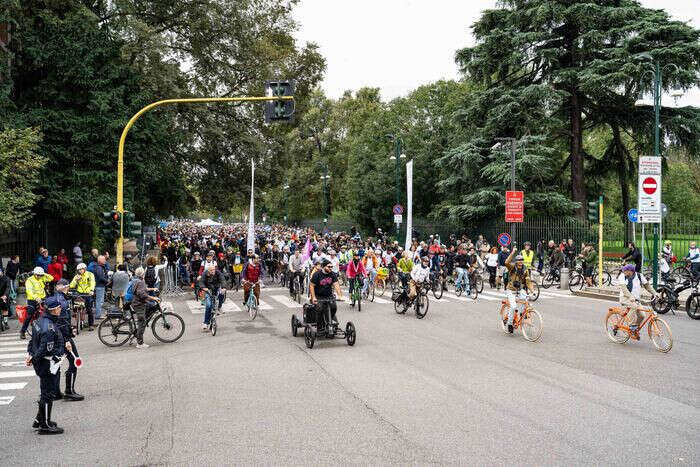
[27,314,64,361]
[35,255,51,272]
[89,262,109,287]
[53,292,72,339]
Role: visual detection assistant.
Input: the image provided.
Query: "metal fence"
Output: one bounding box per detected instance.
[0,218,93,270]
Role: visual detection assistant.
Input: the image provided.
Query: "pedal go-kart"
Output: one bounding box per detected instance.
[291,297,356,349]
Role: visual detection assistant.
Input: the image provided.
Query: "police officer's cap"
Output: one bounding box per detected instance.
[44,297,61,310]
[56,279,69,286]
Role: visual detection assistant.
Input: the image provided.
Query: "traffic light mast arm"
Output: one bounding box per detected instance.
[115,95,293,262]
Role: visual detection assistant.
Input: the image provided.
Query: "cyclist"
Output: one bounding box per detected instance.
[548,242,565,282]
[409,256,431,299]
[288,249,304,296]
[242,254,263,307]
[361,250,379,294]
[520,242,535,270]
[68,263,96,331]
[454,247,470,293]
[189,252,202,292]
[198,264,225,331]
[397,251,413,289]
[617,264,658,340]
[686,241,700,279]
[503,248,535,334]
[309,259,344,335]
[580,243,597,287]
[346,253,367,306]
[21,267,55,339]
[466,246,483,290]
[130,267,161,348]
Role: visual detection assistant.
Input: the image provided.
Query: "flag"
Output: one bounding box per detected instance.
[300,236,312,264]
[404,159,413,252]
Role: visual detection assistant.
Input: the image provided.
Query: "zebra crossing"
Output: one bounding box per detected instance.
[0,332,33,406]
[182,286,578,315]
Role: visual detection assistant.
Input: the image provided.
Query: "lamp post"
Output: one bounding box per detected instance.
[635,53,680,288]
[320,167,331,225]
[387,134,406,241]
[493,137,517,241]
[283,185,290,223]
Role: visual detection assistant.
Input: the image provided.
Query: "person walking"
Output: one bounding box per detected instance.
[89,256,108,321]
[130,267,161,349]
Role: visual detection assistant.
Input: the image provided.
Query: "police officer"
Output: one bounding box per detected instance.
[25,296,66,434]
[54,279,84,401]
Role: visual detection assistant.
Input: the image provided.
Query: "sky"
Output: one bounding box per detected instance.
[292,0,700,106]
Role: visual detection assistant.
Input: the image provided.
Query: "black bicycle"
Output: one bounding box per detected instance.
[654,275,699,315]
[97,294,185,347]
[392,281,429,319]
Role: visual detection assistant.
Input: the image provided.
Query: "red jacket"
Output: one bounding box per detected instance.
[243,263,262,283]
[47,262,63,281]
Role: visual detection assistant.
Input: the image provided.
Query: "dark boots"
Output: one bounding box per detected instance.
[64,373,84,401]
[35,402,63,434]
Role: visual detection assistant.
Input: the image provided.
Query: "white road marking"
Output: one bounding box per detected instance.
[186,300,241,314]
[0,347,27,353]
[256,300,273,310]
[0,396,15,405]
[0,336,20,341]
[0,353,26,360]
[269,294,302,308]
[0,341,26,346]
[371,297,391,304]
[0,370,35,378]
[0,361,26,368]
[0,382,27,390]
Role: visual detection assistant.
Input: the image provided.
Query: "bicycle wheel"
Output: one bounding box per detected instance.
[652,288,672,314]
[568,273,583,293]
[211,316,217,336]
[151,312,186,343]
[542,273,555,289]
[604,309,630,344]
[369,283,375,302]
[499,303,508,333]
[528,283,540,302]
[468,285,478,300]
[602,270,612,286]
[394,295,407,314]
[648,317,672,353]
[686,294,700,320]
[476,275,484,294]
[98,317,133,347]
[304,326,315,349]
[73,309,80,336]
[376,279,386,297]
[291,315,299,337]
[248,297,258,320]
[415,292,429,319]
[432,279,443,300]
[357,291,362,312]
[521,309,543,342]
[345,322,356,346]
[455,283,462,296]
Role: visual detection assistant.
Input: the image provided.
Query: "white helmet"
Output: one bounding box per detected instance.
[32,267,45,275]
[77,263,87,270]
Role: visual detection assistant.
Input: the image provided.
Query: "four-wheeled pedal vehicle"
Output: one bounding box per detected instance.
[291,297,356,349]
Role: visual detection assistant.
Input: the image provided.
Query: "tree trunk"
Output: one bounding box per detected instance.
[570,90,586,217]
[612,125,631,244]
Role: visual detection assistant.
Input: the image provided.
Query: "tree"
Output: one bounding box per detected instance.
[0,127,46,230]
[456,0,700,218]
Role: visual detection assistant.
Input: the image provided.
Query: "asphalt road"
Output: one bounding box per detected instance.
[1,284,698,466]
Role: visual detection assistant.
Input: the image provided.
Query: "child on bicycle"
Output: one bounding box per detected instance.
[617,264,658,340]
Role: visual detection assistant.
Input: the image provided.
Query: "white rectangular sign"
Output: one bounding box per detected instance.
[394,214,402,224]
[637,156,661,223]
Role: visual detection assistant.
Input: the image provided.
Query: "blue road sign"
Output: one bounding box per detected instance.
[627,208,638,223]
[497,232,511,247]
[393,204,404,215]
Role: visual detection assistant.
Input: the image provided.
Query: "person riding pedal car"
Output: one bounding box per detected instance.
[309,259,344,336]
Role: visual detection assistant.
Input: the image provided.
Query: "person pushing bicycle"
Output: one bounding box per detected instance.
[503,246,535,334]
[617,264,658,340]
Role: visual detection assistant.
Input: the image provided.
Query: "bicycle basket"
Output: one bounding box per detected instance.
[377,267,388,279]
[16,305,27,324]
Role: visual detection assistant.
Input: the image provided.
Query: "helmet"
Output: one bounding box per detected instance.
[664,240,672,245]
[515,255,524,261]
[77,263,87,270]
[33,267,45,275]
[375,249,381,254]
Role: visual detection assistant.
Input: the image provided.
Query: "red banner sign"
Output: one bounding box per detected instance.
[505,191,524,223]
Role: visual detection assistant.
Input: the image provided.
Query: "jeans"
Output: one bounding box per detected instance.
[537,254,544,273]
[94,287,105,320]
[133,305,147,344]
[506,290,528,325]
[362,269,376,293]
[204,290,218,325]
[455,267,469,292]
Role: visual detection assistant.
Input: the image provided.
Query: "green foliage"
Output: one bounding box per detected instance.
[0,127,46,230]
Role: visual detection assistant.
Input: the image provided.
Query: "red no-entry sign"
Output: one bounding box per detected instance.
[505,191,524,223]
[642,177,657,195]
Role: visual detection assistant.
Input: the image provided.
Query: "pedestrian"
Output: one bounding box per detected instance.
[89,256,108,321]
[621,242,642,273]
[72,242,83,266]
[53,280,84,401]
[0,268,11,329]
[26,296,66,434]
[47,256,63,295]
[686,241,700,279]
[486,247,499,288]
[57,249,69,274]
[35,248,51,272]
[20,267,54,340]
[536,239,546,273]
[110,264,130,309]
[5,255,20,316]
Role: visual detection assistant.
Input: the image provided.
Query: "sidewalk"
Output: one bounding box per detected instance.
[572,285,694,311]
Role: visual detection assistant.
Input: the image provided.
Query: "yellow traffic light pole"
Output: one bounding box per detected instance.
[116,95,293,263]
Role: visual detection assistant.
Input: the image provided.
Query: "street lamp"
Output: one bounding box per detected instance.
[319,172,331,224]
[635,53,680,287]
[493,137,517,241]
[283,185,290,223]
[386,134,406,241]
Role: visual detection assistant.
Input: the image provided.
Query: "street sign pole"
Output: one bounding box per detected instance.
[598,196,604,288]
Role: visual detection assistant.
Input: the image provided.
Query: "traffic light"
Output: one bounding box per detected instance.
[123,211,142,237]
[264,80,295,123]
[101,212,115,241]
[110,211,121,238]
[587,199,600,223]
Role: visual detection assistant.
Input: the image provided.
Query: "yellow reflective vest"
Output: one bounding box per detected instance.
[25,274,54,301]
[70,271,96,294]
[521,249,535,269]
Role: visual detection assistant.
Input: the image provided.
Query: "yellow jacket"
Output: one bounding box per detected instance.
[521,249,535,269]
[25,274,54,301]
[397,258,413,273]
[70,271,96,294]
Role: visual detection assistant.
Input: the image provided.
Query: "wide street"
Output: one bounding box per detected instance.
[0,285,698,466]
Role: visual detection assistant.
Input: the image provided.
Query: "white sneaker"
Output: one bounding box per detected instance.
[135,343,149,349]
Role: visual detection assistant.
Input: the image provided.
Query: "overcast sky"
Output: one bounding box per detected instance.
[292,0,700,106]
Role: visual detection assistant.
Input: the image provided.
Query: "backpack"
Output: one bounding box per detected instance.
[124,280,135,303]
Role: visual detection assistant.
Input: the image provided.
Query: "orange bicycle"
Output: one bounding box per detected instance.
[498,297,543,342]
[605,304,672,353]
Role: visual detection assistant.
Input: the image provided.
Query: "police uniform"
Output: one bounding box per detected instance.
[27,297,65,434]
[55,285,84,401]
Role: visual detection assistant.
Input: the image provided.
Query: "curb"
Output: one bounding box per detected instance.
[572,289,687,311]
